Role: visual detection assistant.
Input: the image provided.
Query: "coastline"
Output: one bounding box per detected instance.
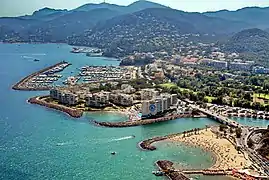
[139,127,251,169]
[138,128,207,151]
[28,95,204,125]
[28,96,83,118]
[170,129,251,170]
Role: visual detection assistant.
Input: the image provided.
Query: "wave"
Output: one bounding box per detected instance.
[29,53,46,56]
[22,56,34,59]
[56,142,72,146]
[109,135,135,142]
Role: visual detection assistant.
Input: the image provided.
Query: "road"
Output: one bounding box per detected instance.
[241,128,269,176]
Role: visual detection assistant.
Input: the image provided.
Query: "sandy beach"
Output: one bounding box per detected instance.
[170,129,252,170]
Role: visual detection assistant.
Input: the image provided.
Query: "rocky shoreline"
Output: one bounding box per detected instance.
[12,61,68,91]
[28,96,83,118]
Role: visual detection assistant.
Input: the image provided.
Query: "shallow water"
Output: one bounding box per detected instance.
[231,116,269,128]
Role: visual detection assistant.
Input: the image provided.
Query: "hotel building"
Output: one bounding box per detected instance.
[141,93,178,118]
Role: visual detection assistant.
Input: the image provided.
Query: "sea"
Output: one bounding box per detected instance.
[0,43,268,180]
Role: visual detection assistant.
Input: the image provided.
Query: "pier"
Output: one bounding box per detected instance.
[155,160,190,180]
[182,169,229,175]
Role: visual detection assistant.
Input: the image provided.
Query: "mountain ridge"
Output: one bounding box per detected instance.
[204,6,269,29]
[0,0,268,48]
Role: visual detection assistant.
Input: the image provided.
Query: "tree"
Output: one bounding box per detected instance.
[235,127,242,138]
[243,92,252,101]
[247,139,254,148]
[219,124,228,132]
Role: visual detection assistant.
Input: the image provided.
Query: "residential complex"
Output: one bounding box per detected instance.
[50,88,134,108]
[86,91,110,107]
[110,93,134,106]
[201,59,228,70]
[50,88,79,105]
[229,61,254,71]
[141,88,159,100]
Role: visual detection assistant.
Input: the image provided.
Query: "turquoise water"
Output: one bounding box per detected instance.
[231,117,269,128]
[0,43,264,180]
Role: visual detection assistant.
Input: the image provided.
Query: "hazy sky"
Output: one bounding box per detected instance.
[1,0,269,17]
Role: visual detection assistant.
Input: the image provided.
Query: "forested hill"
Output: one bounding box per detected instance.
[68,8,251,57]
[222,28,269,65]
[0,0,252,44]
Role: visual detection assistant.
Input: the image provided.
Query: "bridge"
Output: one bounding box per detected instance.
[191,105,240,127]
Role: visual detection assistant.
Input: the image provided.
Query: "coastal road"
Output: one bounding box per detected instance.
[240,128,269,176]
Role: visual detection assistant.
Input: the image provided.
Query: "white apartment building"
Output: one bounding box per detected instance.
[110,93,133,106]
[140,88,159,100]
[86,91,110,107]
[50,88,78,105]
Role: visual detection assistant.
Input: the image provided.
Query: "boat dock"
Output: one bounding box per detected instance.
[12,61,70,91]
[155,160,237,179]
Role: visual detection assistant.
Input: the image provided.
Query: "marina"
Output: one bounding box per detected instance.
[71,47,103,55]
[79,65,133,82]
[12,61,70,90]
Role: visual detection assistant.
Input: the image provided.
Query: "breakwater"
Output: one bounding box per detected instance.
[155,160,190,180]
[12,61,69,91]
[138,128,201,151]
[28,96,83,118]
[92,114,199,128]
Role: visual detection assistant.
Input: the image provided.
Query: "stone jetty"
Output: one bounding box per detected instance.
[92,114,200,128]
[155,160,190,180]
[139,128,202,151]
